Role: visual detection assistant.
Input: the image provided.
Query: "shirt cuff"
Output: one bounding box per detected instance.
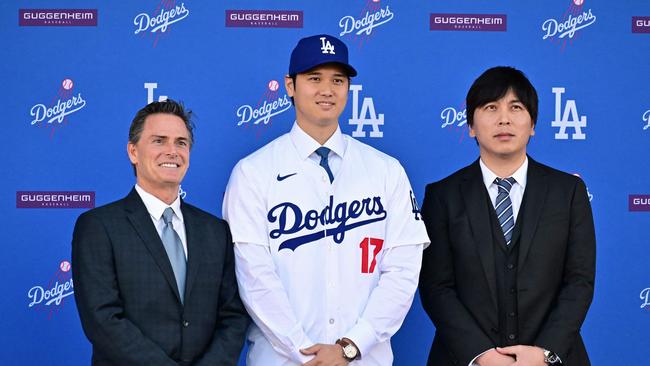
[343,318,377,359]
[470,348,493,366]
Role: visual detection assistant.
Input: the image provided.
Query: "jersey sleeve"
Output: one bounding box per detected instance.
[223,159,269,246]
[383,162,430,249]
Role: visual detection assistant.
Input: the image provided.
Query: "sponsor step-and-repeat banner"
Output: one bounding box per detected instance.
[3,1,649,364]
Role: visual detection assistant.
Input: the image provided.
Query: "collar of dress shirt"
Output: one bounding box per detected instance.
[134,184,184,223]
[289,121,346,160]
[479,156,528,190]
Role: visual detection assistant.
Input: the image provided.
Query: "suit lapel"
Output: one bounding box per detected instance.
[461,160,499,311]
[123,188,183,303]
[517,157,549,270]
[181,201,201,302]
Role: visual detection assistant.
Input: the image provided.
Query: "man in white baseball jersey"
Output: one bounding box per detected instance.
[223,34,429,365]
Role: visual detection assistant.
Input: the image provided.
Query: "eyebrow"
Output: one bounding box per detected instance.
[150,135,189,141]
[305,71,347,78]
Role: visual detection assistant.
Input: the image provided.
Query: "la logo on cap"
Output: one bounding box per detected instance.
[320,37,335,55]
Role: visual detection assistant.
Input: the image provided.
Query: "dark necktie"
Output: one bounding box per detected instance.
[315,147,334,183]
[494,177,516,245]
[162,207,186,303]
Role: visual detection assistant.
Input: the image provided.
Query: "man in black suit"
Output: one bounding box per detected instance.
[72,100,249,366]
[419,67,595,366]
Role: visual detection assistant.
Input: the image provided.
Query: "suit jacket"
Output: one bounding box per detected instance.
[419,157,595,366]
[72,188,249,366]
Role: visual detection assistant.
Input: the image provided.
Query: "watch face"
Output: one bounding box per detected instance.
[343,344,358,359]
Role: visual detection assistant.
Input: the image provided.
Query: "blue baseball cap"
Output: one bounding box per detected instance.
[289,34,357,77]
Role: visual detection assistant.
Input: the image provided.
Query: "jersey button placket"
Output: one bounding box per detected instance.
[325,221,339,340]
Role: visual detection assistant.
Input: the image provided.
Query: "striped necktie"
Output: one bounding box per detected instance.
[494,177,516,245]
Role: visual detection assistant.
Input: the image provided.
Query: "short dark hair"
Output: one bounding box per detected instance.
[128,99,194,176]
[129,99,194,147]
[466,66,538,127]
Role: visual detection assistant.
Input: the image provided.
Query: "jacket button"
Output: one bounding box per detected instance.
[508,312,516,317]
[183,320,190,327]
[508,333,516,340]
[509,287,516,294]
[507,263,515,270]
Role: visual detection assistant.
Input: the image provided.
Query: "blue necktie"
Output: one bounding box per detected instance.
[315,147,334,183]
[494,177,516,246]
[162,207,186,303]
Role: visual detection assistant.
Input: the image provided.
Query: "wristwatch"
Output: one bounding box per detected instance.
[336,338,359,361]
[543,349,561,364]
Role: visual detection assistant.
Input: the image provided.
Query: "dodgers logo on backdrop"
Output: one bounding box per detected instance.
[641,288,650,309]
[642,109,650,131]
[437,101,472,144]
[27,260,74,319]
[225,10,303,28]
[144,82,169,103]
[269,195,387,251]
[29,78,86,138]
[19,9,97,26]
[551,87,587,140]
[339,1,394,43]
[349,84,384,138]
[541,0,596,50]
[133,2,189,47]
[430,13,507,32]
[440,104,467,129]
[236,79,292,133]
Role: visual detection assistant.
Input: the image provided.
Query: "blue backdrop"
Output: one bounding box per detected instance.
[3,0,649,364]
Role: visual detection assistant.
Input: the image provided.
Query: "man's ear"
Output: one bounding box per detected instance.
[127,142,138,165]
[285,75,295,97]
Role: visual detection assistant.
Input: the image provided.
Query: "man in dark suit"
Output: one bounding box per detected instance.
[72,100,249,366]
[419,67,595,366]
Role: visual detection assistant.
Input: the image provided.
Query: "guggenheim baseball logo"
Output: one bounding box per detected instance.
[17,191,95,209]
[226,10,303,28]
[632,16,650,33]
[19,9,97,26]
[629,195,650,212]
[28,260,74,319]
[430,13,506,32]
[642,109,650,130]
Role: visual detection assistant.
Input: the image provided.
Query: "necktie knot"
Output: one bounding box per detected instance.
[162,207,175,225]
[495,177,516,194]
[315,146,330,160]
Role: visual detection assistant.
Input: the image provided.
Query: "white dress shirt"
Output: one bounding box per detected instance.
[134,184,187,259]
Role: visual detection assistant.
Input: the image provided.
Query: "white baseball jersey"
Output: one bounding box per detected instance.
[223,123,429,365]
